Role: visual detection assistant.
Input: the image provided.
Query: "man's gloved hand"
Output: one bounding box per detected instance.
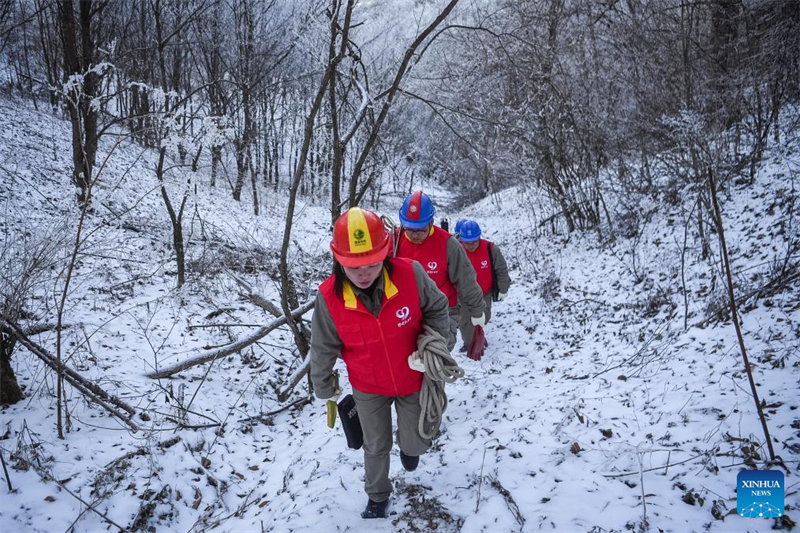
[408,351,425,373]
[319,387,342,405]
[321,387,342,428]
[498,292,507,301]
[320,392,341,405]
[471,313,486,327]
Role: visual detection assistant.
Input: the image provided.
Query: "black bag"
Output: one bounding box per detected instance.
[337,394,363,450]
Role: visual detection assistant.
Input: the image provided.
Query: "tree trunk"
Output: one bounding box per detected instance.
[279,0,355,360]
[156,148,186,287]
[0,334,23,404]
[329,30,343,225]
[58,0,101,206]
[210,145,221,188]
[233,140,246,201]
[250,147,259,215]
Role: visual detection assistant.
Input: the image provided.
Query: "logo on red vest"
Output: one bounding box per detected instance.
[481,260,489,268]
[426,261,438,273]
[395,306,412,327]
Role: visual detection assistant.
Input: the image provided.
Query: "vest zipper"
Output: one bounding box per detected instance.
[376,315,399,396]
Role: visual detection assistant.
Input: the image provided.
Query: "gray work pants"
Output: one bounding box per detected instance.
[459,293,493,347]
[352,388,431,503]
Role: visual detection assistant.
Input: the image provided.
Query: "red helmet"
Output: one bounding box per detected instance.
[330,207,391,267]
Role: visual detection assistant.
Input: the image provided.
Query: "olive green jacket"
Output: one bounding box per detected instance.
[489,242,512,295]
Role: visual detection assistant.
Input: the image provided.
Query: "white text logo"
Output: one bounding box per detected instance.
[396,306,411,327]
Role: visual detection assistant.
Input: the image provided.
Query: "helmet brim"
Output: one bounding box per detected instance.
[331,238,390,268]
[460,234,480,242]
[398,216,432,230]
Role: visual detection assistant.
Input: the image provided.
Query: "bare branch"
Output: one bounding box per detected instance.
[146,299,315,379]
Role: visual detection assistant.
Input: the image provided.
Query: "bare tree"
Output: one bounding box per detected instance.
[57,0,108,205]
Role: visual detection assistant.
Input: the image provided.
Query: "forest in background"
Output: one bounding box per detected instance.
[2,0,797,213]
[0,0,798,418]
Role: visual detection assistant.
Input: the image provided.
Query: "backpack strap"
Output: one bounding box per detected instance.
[487,241,499,301]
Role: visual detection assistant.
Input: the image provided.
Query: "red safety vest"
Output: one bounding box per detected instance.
[465,239,493,295]
[319,258,424,396]
[395,226,458,306]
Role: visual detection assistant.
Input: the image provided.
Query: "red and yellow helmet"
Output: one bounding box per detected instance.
[330,207,391,267]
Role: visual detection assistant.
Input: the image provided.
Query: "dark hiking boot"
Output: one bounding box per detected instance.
[361,498,389,519]
[400,451,419,472]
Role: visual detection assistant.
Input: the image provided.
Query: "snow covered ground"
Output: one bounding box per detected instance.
[1,95,798,533]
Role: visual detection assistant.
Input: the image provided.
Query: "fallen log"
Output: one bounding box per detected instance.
[224,267,282,317]
[146,299,315,379]
[1,319,140,432]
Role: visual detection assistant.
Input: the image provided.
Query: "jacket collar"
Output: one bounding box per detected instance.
[343,268,398,310]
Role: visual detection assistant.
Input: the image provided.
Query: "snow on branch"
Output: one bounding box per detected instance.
[145,299,315,379]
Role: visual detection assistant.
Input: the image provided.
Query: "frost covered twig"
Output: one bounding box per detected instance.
[3,445,127,532]
[602,452,703,478]
[475,439,499,513]
[637,450,649,533]
[238,396,312,425]
[0,449,12,491]
[708,169,775,461]
[277,354,311,403]
[487,475,525,528]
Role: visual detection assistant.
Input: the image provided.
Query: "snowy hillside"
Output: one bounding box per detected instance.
[1,95,799,533]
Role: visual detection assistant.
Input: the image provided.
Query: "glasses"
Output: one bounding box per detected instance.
[403,226,430,237]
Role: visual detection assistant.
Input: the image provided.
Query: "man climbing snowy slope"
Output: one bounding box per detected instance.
[457,220,512,350]
[309,207,451,519]
[394,191,485,351]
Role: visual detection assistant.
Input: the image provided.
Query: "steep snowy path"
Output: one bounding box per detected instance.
[1,97,798,533]
[229,268,798,533]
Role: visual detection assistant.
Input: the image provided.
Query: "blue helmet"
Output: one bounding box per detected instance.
[399,190,435,229]
[460,220,482,242]
[453,218,467,236]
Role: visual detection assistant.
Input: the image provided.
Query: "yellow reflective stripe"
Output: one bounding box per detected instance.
[343,281,358,309]
[347,207,373,253]
[383,268,398,299]
[343,270,396,308]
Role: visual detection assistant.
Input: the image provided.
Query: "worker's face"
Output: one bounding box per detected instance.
[343,261,383,289]
[462,240,480,252]
[403,223,432,245]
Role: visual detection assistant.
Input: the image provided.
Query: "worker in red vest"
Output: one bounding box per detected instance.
[457,220,512,350]
[310,207,450,519]
[394,191,486,351]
